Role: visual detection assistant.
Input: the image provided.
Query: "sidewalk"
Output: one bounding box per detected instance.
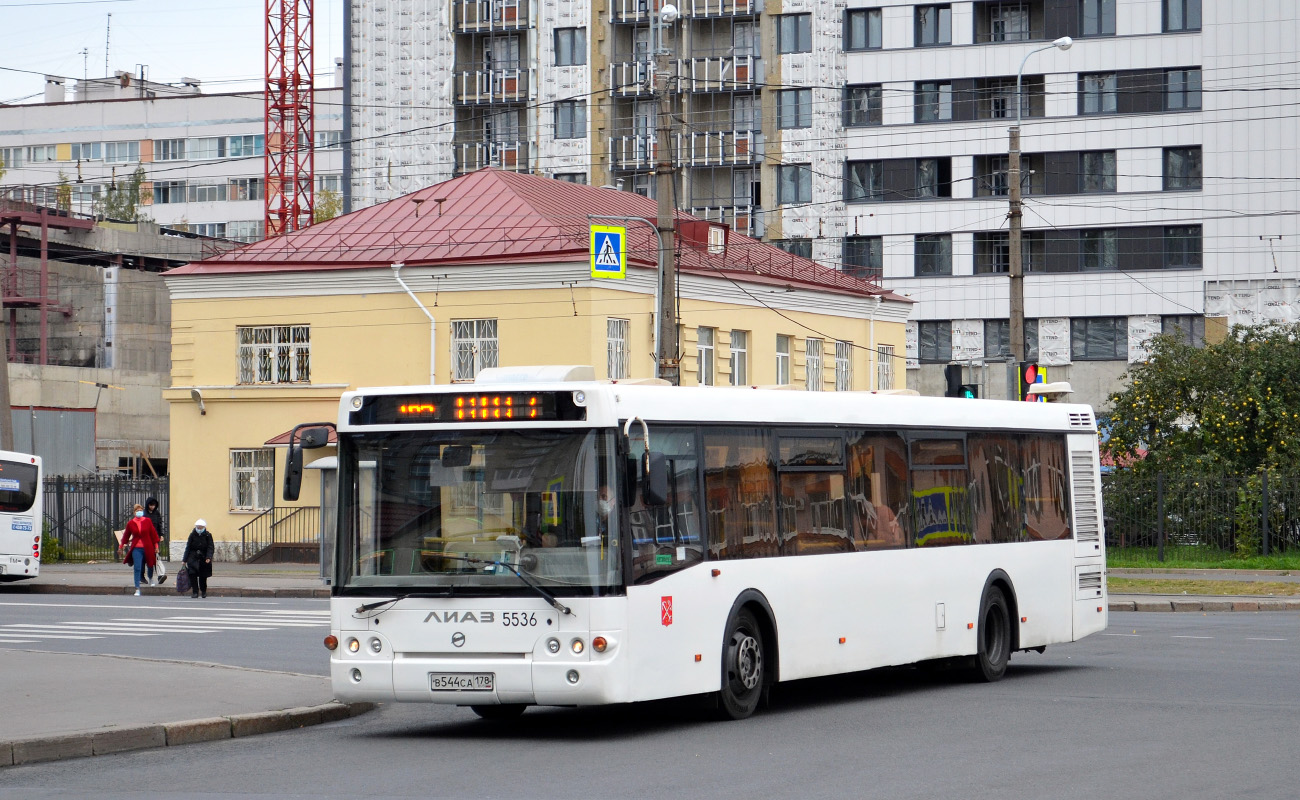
[12,561,330,597]
[0,562,369,768]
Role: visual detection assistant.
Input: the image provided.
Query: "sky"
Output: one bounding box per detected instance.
[0,0,344,103]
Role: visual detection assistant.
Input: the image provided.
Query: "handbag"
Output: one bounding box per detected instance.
[175,566,191,594]
[156,558,167,583]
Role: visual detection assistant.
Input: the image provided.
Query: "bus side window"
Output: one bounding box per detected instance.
[703,428,778,561]
[846,432,909,549]
[1022,434,1072,540]
[628,427,704,584]
[968,434,1024,544]
[907,436,973,548]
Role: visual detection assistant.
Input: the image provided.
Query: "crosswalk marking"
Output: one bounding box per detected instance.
[0,608,328,645]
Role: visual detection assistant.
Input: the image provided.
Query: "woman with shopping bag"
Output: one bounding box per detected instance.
[119,504,159,596]
[183,519,215,598]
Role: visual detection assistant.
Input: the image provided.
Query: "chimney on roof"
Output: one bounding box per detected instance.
[334,57,344,89]
[43,76,65,104]
[180,77,202,94]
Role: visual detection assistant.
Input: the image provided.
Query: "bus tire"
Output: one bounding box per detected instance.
[718,608,765,720]
[972,585,1011,683]
[470,704,527,721]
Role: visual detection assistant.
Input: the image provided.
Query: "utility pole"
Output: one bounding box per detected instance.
[0,223,12,450]
[652,4,681,385]
[1009,37,1072,366]
[1008,124,1024,362]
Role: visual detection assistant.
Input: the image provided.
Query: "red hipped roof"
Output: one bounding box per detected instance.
[170,169,901,300]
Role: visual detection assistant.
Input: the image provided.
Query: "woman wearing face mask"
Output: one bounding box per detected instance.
[120,503,160,596]
[183,519,215,598]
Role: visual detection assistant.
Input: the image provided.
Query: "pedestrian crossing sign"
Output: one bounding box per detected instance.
[590,225,626,279]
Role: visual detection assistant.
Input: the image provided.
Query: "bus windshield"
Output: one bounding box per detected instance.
[0,459,38,514]
[340,429,622,593]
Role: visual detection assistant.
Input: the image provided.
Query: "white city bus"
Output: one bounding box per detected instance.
[286,366,1106,720]
[0,450,44,582]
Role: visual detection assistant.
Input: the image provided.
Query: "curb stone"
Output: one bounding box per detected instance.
[1109,599,1299,613]
[0,702,373,768]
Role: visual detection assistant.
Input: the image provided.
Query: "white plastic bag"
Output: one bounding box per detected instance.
[155,557,167,583]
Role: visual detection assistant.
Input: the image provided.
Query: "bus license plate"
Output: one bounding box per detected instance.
[430,672,494,691]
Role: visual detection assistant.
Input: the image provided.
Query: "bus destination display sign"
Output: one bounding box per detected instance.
[352,392,587,425]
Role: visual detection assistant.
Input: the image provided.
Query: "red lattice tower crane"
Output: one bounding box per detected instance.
[265,0,314,236]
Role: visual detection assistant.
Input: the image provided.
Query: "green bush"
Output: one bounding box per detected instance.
[41,533,64,563]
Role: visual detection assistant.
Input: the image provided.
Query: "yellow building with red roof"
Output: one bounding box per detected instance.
[163,170,911,558]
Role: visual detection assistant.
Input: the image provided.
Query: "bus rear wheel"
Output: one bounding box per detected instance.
[470,704,527,721]
[971,586,1011,682]
[718,608,765,720]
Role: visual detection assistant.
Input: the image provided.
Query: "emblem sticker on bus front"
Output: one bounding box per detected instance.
[424,611,495,623]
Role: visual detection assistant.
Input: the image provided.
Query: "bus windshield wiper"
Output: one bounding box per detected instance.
[355,590,454,614]
[439,554,573,616]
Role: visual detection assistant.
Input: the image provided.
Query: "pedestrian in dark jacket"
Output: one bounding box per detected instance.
[144,497,167,584]
[183,519,215,598]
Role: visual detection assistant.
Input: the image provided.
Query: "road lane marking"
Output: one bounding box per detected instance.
[0,638,39,643]
[1245,637,1287,641]
[1171,635,1213,639]
[1103,633,1140,637]
[2,626,157,637]
[0,632,101,639]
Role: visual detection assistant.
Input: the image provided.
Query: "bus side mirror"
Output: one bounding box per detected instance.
[283,424,335,502]
[284,445,305,502]
[642,451,669,506]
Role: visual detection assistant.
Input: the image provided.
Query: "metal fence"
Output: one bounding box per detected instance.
[238,506,320,563]
[43,475,171,561]
[1104,470,1300,560]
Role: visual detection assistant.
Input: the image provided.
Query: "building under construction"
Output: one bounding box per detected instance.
[0,188,233,475]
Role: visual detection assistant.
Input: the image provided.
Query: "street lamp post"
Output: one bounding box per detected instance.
[1008,36,1072,363]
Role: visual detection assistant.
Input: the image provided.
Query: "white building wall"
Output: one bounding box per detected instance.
[536,1,591,179]
[835,0,1300,408]
[0,89,344,241]
[349,0,455,208]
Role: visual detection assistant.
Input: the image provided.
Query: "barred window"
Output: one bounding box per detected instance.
[876,344,895,390]
[835,340,853,391]
[607,318,630,379]
[237,325,311,384]
[230,448,275,511]
[452,319,499,382]
[805,338,823,391]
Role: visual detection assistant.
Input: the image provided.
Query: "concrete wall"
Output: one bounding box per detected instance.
[7,363,169,471]
[908,360,1129,412]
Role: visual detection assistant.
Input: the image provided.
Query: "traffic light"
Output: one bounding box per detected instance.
[960,384,979,399]
[1018,361,1044,402]
[944,364,962,397]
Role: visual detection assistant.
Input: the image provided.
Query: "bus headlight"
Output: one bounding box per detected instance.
[350,396,363,409]
[347,638,360,653]
[369,637,382,654]
[546,637,561,654]
[324,635,338,651]
[592,637,607,653]
[566,670,580,684]
[350,668,362,683]
[570,638,585,654]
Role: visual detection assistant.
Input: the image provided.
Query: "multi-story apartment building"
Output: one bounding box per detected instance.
[0,72,344,243]
[348,0,1295,409]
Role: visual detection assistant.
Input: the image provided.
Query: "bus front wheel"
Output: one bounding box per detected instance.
[470,704,527,721]
[971,585,1011,682]
[719,608,765,720]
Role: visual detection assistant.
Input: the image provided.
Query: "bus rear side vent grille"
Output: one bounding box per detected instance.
[1078,570,1103,595]
[1070,450,1101,543]
[1068,412,1094,429]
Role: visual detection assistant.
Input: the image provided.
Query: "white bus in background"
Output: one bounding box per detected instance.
[285,366,1106,720]
[0,450,44,582]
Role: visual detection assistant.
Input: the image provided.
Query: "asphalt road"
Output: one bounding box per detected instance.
[0,595,328,674]
[5,611,1299,799]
